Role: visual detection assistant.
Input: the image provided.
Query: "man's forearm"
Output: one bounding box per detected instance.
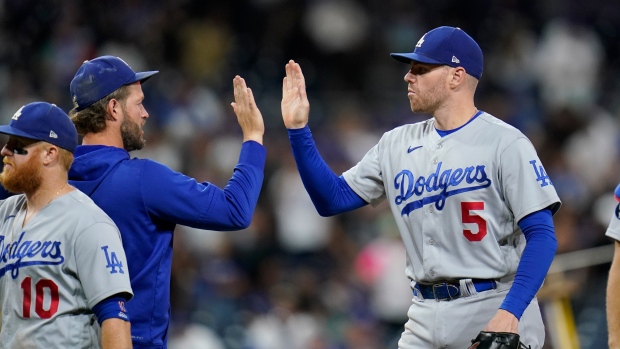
[608,242,620,348]
[101,318,132,349]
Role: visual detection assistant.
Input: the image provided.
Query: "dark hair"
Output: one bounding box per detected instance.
[69,85,131,136]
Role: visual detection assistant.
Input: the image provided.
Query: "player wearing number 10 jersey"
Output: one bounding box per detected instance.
[0,102,132,349]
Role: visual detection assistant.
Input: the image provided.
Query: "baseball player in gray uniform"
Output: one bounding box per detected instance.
[606,184,620,348]
[0,102,133,349]
[281,26,561,348]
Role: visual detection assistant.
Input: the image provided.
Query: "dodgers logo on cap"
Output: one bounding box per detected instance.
[390,26,484,80]
[416,35,425,48]
[0,102,78,153]
[12,106,24,121]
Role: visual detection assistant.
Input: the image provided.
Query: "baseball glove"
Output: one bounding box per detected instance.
[468,331,531,349]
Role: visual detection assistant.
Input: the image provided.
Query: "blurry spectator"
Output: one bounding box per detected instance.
[534,19,604,112]
[168,323,226,349]
[303,0,369,54]
[354,211,410,326]
[563,108,619,195]
[246,283,324,349]
[269,159,334,253]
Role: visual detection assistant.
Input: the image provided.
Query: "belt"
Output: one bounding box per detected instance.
[413,279,496,301]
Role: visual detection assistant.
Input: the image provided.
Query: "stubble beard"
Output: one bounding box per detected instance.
[121,108,146,152]
[0,153,43,195]
[409,75,448,115]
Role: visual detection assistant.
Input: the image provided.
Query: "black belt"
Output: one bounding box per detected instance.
[413,279,496,301]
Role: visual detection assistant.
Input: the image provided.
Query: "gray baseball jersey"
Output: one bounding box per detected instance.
[0,189,132,349]
[606,194,620,241]
[342,112,561,283]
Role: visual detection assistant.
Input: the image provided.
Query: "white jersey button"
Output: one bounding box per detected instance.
[432,159,438,164]
[437,144,442,149]
[429,239,435,245]
[429,207,434,213]
[429,270,435,277]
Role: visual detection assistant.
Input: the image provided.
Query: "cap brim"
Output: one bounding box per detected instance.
[134,70,159,84]
[390,52,444,65]
[0,125,38,140]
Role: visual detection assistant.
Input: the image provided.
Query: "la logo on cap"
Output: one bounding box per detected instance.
[12,106,24,121]
[416,35,426,48]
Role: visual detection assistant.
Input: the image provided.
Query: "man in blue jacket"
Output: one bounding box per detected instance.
[67,56,266,349]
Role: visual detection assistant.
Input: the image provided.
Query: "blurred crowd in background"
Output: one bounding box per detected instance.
[2,0,620,348]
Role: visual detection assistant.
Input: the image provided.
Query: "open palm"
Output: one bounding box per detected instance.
[231,75,264,144]
[281,60,310,129]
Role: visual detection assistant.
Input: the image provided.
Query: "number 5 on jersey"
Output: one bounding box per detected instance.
[461,202,487,241]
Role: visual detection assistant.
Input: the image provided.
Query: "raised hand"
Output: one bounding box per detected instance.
[231,75,265,144]
[281,60,310,129]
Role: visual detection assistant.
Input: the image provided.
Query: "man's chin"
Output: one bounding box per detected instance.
[0,172,10,187]
[0,178,24,194]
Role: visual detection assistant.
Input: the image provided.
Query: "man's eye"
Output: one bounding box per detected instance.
[13,147,28,155]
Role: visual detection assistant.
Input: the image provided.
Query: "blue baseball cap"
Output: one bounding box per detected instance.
[0,102,78,152]
[390,26,483,80]
[70,55,159,111]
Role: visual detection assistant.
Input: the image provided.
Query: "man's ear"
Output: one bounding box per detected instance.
[41,145,59,166]
[106,99,121,122]
[450,67,467,87]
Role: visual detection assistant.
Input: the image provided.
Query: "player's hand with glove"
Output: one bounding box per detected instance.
[281,60,310,129]
[468,331,530,349]
[469,310,529,349]
[231,75,265,145]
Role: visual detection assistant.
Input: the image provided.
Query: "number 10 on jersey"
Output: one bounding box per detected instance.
[21,277,59,319]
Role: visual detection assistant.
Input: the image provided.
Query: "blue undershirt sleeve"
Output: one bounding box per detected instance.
[288,126,367,216]
[92,296,129,325]
[500,208,557,319]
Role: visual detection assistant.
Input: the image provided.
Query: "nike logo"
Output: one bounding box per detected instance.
[407,146,423,153]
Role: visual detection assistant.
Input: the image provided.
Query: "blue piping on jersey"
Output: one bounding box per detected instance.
[435,110,483,137]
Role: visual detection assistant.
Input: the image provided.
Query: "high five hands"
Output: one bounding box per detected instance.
[230,60,312,142]
[281,60,310,129]
[231,75,265,145]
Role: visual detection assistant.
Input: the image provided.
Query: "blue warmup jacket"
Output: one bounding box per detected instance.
[68,141,266,349]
